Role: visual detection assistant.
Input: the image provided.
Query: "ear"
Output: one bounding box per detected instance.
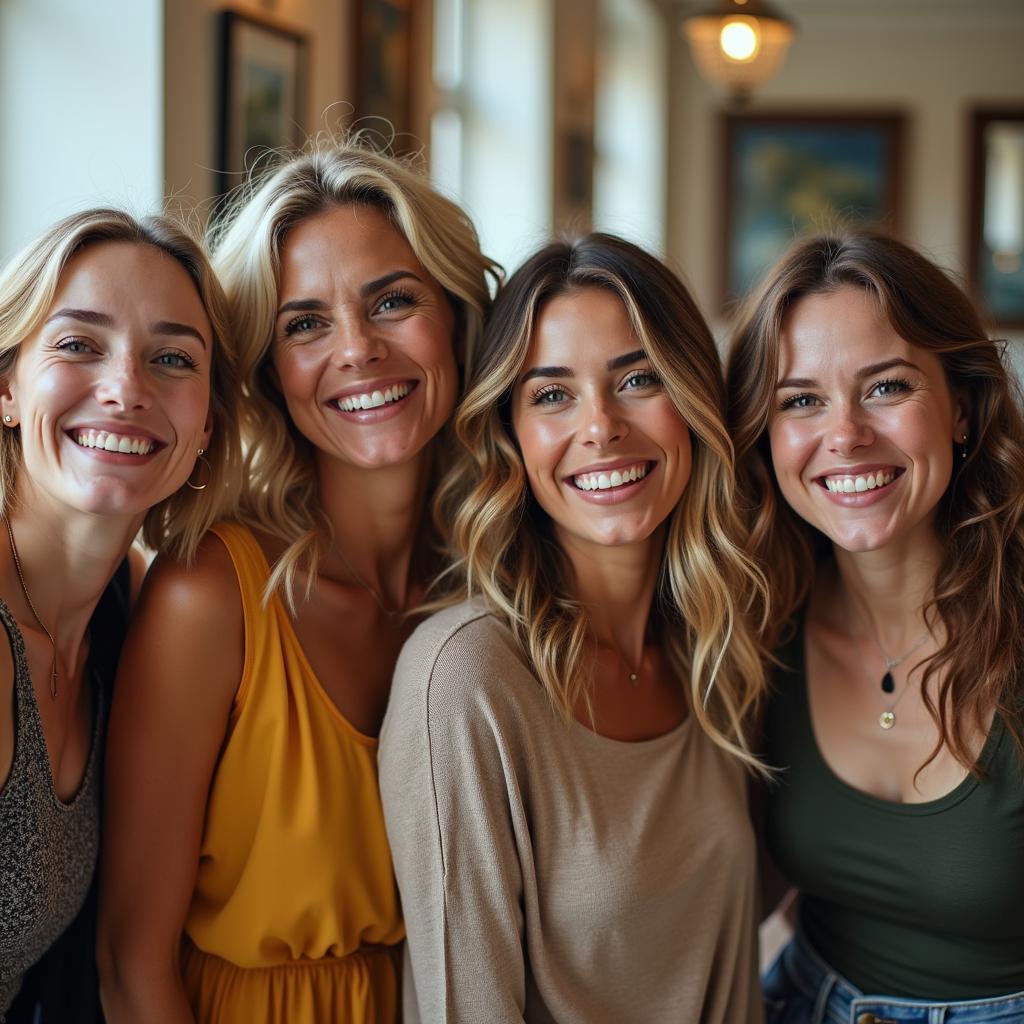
[0,376,18,427]
[200,406,214,451]
[952,391,970,443]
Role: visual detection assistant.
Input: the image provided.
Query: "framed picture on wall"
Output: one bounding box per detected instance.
[217,10,308,196]
[354,0,414,149]
[968,108,1024,330]
[720,111,905,306]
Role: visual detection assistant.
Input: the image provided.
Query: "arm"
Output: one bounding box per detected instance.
[97,535,243,1023]
[379,625,528,1023]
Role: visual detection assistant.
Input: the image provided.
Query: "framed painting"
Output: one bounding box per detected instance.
[354,0,415,149]
[968,108,1024,330]
[217,10,308,195]
[720,112,904,305]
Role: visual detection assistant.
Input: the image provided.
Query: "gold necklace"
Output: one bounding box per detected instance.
[5,518,58,699]
[327,537,405,626]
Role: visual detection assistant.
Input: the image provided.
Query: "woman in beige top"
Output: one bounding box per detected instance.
[380,234,768,1023]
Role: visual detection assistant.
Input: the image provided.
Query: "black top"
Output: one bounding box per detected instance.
[765,617,1024,999]
[6,558,131,1024]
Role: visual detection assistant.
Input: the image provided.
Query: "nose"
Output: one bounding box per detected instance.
[826,401,874,456]
[579,393,628,448]
[96,352,152,410]
[331,312,387,370]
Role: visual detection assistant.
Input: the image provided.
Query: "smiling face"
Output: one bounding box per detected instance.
[510,287,692,553]
[1,240,213,521]
[271,203,458,471]
[769,285,967,555]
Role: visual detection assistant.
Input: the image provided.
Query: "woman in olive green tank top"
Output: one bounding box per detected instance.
[727,231,1024,1020]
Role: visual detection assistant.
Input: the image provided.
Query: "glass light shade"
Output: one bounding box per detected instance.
[684,3,795,99]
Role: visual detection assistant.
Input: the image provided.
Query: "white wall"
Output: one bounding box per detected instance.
[0,0,164,261]
[668,1,1024,343]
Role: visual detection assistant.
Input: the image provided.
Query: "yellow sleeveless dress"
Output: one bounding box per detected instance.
[180,523,404,1023]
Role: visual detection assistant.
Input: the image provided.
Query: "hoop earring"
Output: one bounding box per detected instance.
[186,448,211,491]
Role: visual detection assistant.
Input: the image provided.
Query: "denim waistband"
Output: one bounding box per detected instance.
[781,931,1024,1022]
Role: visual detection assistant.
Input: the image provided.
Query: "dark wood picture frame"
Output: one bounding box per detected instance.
[967,107,1024,331]
[720,111,905,307]
[352,0,416,150]
[216,9,308,196]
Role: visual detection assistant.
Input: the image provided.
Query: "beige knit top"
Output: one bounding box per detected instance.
[379,600,761,1024]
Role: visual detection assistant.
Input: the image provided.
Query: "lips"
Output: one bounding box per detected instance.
[331,380,417,413]
[70,428,160,456]
[817,466,904,494]
[572,461,651,492]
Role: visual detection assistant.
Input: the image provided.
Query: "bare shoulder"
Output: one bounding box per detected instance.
[135,530,240,624]
[119,529,243,710]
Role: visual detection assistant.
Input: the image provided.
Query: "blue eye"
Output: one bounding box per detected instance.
[376,289,416,314]
[778,393,820,411]
[622,370,661,390]
[55,337,94,354]
[284,314,327,336]
[870,377,912,398]
[531,385,568,406]
[155,350,198,370]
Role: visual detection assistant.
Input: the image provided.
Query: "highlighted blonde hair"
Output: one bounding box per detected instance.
[0,207,242,562]
[434,234,769,766]
[210,137,500,605]
[726,229,1024,773]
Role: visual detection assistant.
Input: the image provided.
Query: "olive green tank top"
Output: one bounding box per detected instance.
[764,618,1024,999]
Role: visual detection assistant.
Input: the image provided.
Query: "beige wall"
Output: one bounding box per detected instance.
[667,2,1024,344]
[163,0,353,219]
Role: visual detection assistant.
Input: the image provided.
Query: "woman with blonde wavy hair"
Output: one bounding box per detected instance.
[98,139,497,1024]
[380,233,768,1023]
[0,207,240,1024]
[727,230,1024,1020]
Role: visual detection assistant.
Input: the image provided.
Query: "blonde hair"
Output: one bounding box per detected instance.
[727,229,1024,774]
[210,137,500,605]
[434,234,769,767]
[0,207,242,562]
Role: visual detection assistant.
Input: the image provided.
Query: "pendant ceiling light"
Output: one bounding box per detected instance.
[683,0,796,103]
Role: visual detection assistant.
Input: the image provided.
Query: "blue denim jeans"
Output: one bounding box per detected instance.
[764,932,1024,1023]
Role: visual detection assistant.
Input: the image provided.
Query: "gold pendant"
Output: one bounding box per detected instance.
[879,710,896,730]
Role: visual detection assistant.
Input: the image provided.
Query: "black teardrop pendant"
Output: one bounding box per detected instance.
[881,671,895,694]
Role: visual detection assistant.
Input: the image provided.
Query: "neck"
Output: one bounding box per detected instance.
[830,522,944,650]
[315,447,432,609]
[557,525,664,665]
[4,481,142,664]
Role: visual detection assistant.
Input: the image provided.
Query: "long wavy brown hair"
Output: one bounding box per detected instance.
[435,233,769,767]
[726,229,1024,772]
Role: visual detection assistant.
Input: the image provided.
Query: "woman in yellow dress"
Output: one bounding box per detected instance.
[98,140,498,1023]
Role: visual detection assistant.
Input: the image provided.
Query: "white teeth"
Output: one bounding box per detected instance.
[73,429,155,455]
[337,382,412,412]
[825,471,895,493]
[573,462,649,491]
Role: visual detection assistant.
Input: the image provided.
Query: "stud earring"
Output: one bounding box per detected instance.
[3,415,11,424]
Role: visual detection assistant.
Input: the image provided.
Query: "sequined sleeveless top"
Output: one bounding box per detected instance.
[0,599,103,1016]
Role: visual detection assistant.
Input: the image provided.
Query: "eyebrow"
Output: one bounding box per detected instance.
[776,358,923,390]
[46,308,114,327]
[152,321,207,348]
[46,308,206,347]
[519,348,648,384]
[276,271,424,318]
